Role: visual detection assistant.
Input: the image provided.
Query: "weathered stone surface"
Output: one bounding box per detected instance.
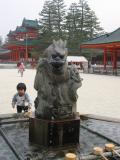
[29,116,80,147]
[0,134,17,160]
[34,39,82,119]
[0,116,116,159]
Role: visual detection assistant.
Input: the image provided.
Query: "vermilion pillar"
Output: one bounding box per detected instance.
[103,48,107,69]
[9,52,12,61]
[110,52,113,65]
[13,52,15,61]
[11,52,13,61]
[16,49,20,61]
[25,51,28,60]
[16,51,19,61]
[14,52,16,61]
[18,52,20,61]
[17,52,20,61]
[16,51,17,61]
[113,49,117,69]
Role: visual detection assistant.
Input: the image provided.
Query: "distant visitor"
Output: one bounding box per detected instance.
[18,62,25,77]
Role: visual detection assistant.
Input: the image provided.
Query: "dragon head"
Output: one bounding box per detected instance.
[44,39,68,74]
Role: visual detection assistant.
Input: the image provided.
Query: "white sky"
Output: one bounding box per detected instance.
[0,0,120,40]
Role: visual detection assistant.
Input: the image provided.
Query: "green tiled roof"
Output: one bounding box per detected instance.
[8,18,39,36]
[16,26,27,33]
[0,48,10,55]
[9,39,40,46]
[22,18,39,29]
[82,28,120,45]
[7,30,16,36]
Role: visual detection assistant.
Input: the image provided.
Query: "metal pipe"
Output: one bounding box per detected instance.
[0,114,14,120]
[81,114,120,123]
[0,118,29,125]
[0,117,13,120]
[81,124,120,146]
[0,127,24,160]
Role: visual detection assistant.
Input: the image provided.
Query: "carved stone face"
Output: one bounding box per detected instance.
[45,40,68,74]
[50,51,66,73]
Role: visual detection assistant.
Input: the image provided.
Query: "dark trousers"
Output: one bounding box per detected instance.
[17,106,28,113]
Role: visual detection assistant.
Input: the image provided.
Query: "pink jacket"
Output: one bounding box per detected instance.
[19,63,25,70]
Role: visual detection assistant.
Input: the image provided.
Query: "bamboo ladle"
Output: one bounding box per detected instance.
[93,147,109,160]
[105,143,120,157]
[65,153,76,160]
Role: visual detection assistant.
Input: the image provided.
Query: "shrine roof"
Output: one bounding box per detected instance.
[7,39,40,47]
[15,26,27,33]
[7,18,39,36]
[7,30,16,36]
[0,47,10,55]
[81,28,120,46]
[22,18,39,29]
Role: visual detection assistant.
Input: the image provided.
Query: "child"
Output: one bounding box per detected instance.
[12,83,32,113]
[18,62,25,77]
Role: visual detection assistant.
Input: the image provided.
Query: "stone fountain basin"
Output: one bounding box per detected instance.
[0,113,120,160]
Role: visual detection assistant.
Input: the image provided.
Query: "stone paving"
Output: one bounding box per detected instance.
[0,69,120,119]
[77,73,120,119]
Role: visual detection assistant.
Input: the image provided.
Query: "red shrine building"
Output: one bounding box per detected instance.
[81,28,120,74]
[0,18,39,62]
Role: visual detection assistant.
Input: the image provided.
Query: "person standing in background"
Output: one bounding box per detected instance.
[18,62,25,77]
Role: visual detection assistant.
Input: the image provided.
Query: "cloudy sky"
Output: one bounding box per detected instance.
[0,0,120,40]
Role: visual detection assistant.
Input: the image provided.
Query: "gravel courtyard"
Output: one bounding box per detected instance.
[0,69,120,119]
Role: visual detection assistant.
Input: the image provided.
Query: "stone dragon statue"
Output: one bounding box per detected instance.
[34,39,82,120]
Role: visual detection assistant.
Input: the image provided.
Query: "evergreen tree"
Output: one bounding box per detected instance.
[52,0,66,39]
[65,3,81,54]
[85,10,104,38]
[65,0,104,55]
[66,3,80,38]
[38,0,104,56]
[0,36,2,46]
[39,0,55,42]
[79,0,104,40]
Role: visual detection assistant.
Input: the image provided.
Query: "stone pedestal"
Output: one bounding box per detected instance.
[29,116,80,147]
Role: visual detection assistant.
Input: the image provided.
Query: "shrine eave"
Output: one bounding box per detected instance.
[81,41,120,49]
[80,27,120,50]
